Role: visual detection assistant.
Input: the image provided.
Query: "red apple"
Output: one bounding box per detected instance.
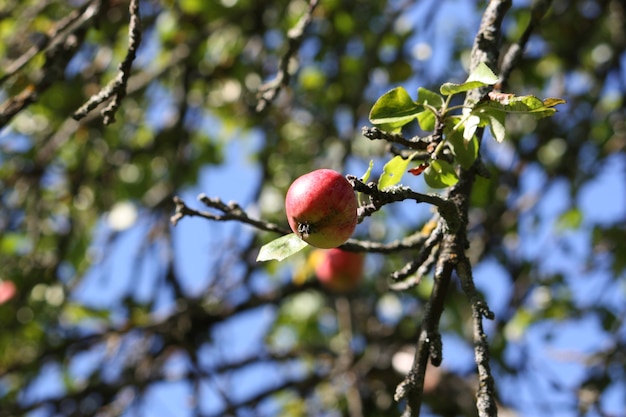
[285,169,357,249]
[0,281,16,305]
[315,248,364,292]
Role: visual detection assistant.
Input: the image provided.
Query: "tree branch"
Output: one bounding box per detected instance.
[497,0,553,91]
[362,126,436,151]
[395,250,453,417]
[170,195,290,235]
[255,0,318,112]
[73,0,142,124]
[396,2,512,416]
[347,175,460,233]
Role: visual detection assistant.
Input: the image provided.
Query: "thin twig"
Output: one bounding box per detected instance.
[388,221,444,289]
[362,126,436,151]
[255,0,318,112]
[0,0,101,86]
[73,0,142,124]
[497,0,553,91]
[170,195,290,235]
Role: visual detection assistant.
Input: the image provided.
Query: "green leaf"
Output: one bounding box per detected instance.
[369,87,422,131]
[556,208,583,231]
[485,110,506,142]
[440,63,498,96]
[359,160,375,207]
[463,114,481,141]
[467,62,499,85]
[378,155,413,190]
[361,160,374,182]
[417,109,436,131]
[424,160,459,188]
[478,94,565,119]
[257,234,308,262]
[440,81,487,96]
[543,97,567,108]
[62,303,111,324]
[446,126,478,170]
[417,87,444,108]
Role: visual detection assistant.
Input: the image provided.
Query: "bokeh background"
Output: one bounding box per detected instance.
[0,0,625,416]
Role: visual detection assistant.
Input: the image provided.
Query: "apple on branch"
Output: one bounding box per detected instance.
[285,169,358,249]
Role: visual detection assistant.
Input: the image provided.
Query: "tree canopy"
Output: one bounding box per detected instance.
[0,0,625,416]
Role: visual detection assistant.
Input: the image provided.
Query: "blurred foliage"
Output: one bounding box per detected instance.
[0,0,624,416]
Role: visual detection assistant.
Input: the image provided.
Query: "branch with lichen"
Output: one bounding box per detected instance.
[255,0,318,112]
[73,0,142,124]
[394,1,513,416]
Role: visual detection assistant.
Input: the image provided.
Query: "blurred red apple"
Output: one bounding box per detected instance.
[315,248,364,292]
[285,169,357,249]
[0,281,16,305]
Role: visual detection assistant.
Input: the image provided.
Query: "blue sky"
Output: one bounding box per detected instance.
[9,1,626,416]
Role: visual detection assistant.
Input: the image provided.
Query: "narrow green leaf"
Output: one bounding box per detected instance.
[543,97,567,108]
[379,155,413,190]
[369,87,422,131]
[359,160,375,207]
[440,63,498,96]
[417,87,444,108]
[440,81,487,96]
[424,160,459,188]
[257,233,308,262]
[486,110,506,142]
[361,160,374,182]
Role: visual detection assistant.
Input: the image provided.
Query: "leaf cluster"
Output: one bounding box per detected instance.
[369,62,564,189]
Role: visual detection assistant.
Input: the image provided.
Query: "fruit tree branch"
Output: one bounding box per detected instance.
[396,1,511,416]
[170,195,290,235]
[497,0,553,91]
[347,175,460,233]
[461,2,511,416]
[395,248,453,417]
[73,0,142,124]
[362,126,436,151]
[255,0,318,112]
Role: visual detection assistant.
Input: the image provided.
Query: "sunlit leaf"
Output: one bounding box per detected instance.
[440,81,487,96]
[440,63,498,96]
[257,234,309,262]
[467,62,499,85]
[369,87,422,131]
[486,110,506,142]
[424,159,459,188]
[359,160,375,206]
[478,94,566,119]
[361,160,374,182]
[463,114,481,141]
[417,87,444,108]
[417,109,436,131]
[379,155,414,190]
